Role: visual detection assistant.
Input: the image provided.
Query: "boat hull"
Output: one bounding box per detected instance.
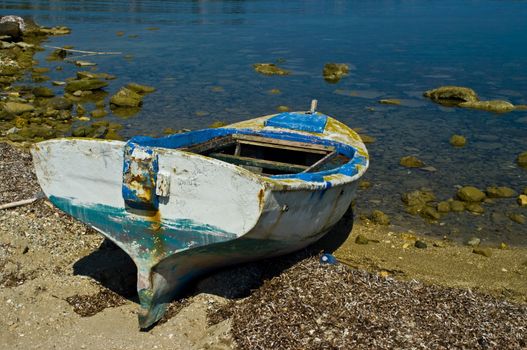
[32,112,368,328]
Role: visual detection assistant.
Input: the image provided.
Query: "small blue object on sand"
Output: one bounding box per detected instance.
[320,253,338,265]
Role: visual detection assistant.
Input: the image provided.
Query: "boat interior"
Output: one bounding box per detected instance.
[182,134,350,176]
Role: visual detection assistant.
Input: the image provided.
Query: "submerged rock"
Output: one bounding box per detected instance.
[450,135,466,147]
[402,189,436,207]
[517,151,527,168]
[276,105,290,112]
[109,87,143,108]
[459,100,515,113]
[424,86,478,106]
[65,78,108,92]
[47,96,73,110]
[253,63,290,76]
[457,186,486,202]
[209,121,226,128]
[323,63,349,83]
[466,202,484,214]
[378,99,401,105]
[400,156,424,168]
[485,186,516,198]
[126,82,156,94]
[77,71,116,80]
[33,86,54,98]
[508,213,526,224]
[90,109,107,118]
[437,201,450,213]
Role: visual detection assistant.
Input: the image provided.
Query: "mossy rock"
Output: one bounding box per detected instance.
[473,247,492,258]
[3,102,34,115]
[459,100,515,113]
[32,67,50,74]
[126,82,156,94]
[450,200,465,212]
[90,109,108,118]
[485,186,516,198]
[400,156,424,168]
[76,71,116,80]
[269,88,281,95]
[517,151,527,169]
[323,63,349,83]
[253,63,289,76]
[276,105,290,112]
[518,194,527,207]
[449,134,466,147]
[379,99,401,105]
[422,206,440,220]
[437,201,450,213]
[370,210,390,225]
[33,86,54,98]
[508,213,526,224]
[457,186,486,202]
[209,121,226,128]
[466,202,484,214]
[423,86,478,106]
[110,87,143,108]
[401,190,435,206]
[65,78,108,92]
[46,96,73,110]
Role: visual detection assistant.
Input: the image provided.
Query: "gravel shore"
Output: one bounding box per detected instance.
[1,142,526,349]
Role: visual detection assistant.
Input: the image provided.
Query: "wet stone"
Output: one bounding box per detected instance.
[486,186,516,198]
[3,102,34,115]
[359,180,371,190]
[65,78,108,92]
[402,190,435,207]
[253,63,290,76]
[457,186,486,202]
[517,151,527,169]
[33,86,54,98]
[90,109,107,118]
[508,213,526,225]
[450,134,466,147]
[323,63,349,83]
[467,237,481,247]
[355,234,369,245]
[209,121,226,128]
[414,240,427,249]
[277,105,290,112]
[400,156,424,168]
[518,195,527,207]
[379,99,401,105]
[473,247,492,258]
[459,100,515,113]
[110,87,143,108]
[126,82,156,94]
[424,86,478,106]
[371,210,390,225]
[437,201,450,213]
[450,200,465,212]
[466,203,484,214]
[422,206,440,220]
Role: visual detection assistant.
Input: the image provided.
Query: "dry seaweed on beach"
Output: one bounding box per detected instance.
[65,289,127,317]
[0,143,40,205]
[213,256,527,350]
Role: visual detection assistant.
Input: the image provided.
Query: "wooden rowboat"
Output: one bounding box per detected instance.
[31,103,369,328]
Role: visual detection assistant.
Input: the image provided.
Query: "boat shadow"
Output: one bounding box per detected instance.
[72,206,355,304]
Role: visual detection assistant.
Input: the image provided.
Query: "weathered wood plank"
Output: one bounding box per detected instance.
[182,135,234,154]
[233,134,334,153]
[210,153,308,173]
[302,150,338,173]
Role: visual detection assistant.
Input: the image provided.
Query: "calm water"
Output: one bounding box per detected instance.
[2,1,527,245]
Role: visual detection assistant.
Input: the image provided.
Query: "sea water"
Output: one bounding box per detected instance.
[2,0,526,245]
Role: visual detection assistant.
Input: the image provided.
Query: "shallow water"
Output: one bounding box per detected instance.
[2,0,527,245]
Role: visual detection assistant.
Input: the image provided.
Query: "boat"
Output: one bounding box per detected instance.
[31,101,369,328]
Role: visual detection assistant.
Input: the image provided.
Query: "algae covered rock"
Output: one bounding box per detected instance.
[370,210,390,225]
[3,102,34,115]
[323,63,349,83]
[65,78,108,92]
[90,109,108,118]
[276,105,290,112]
[459,100,515,113]
[517,151,527,168]
[110,87,143,107]
[47,96,73,110]
[126,82,156,94]
[33,86,54,98]
[379,99,401,105]
[437,201,450,213]
[450,200,465,212]
[485,186,516,198]
[253,63,289,76]
[473,247,492,258]
[402,189,436,207]
[400,156,424,168]
[508,213,526,224]
[450,135,466,147]
[517,195,527,207]
[466,202,484,214]
[424,86,478,106]
[457,186,486,202]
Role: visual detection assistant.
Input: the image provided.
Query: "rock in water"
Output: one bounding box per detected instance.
[485,186,516,198]
[371,210,390,225]
[65,79,108,92]
[400,156,425,168]
[3,102,34,115]
[379,99,401,105]
[518,194,527,207]
[517,151,527,169]
[450,134,466,147]
[459,100,515,113]
[423,86,478,106]
[110,87,143,107]
[457,186,486,202]
[253,63,289,76]
[323,63,349,83]
[126,83,156,94]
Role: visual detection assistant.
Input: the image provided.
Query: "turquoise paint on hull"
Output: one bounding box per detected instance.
[49,196,237,262]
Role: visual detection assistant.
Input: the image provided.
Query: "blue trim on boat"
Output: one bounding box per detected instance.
[264,112,328,133]
[126,125,367,187]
